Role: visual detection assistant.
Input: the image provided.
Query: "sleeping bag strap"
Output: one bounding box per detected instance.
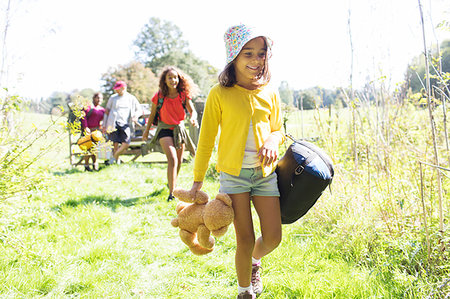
[290,150,318,187]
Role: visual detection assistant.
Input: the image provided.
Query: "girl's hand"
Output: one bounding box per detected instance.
[190,118,198,128]
[142,128,149,141]
[258,135,279,167]
[189,181,203,201]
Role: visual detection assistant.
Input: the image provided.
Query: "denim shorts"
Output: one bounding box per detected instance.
[219,167,280,197]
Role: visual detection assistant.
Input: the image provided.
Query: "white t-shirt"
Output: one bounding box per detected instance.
[105,92,141,131]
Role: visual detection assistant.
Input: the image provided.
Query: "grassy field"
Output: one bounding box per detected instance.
[1,107,449,298]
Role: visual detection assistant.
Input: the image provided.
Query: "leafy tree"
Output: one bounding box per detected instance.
[293,89,316,110]
[101,61,159,104]
[43,91,70,115]
[406,56,426,93]
[49,91,69,105]
[292,86,345,110]
[406,39,450,93]
[311,86,346,107]
[149,49,218,97]
[133,17,218,97]
[134,17,188,70]
[278,81,293,106]
[70,88,96,102]
[441,40,450,75]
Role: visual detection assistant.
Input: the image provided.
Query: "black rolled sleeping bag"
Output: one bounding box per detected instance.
[276,139,334,224]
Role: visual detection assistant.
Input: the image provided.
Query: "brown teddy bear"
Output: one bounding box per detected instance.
[170,188,234,255]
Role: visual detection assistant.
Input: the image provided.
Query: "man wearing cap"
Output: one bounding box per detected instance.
[103,80,142,164]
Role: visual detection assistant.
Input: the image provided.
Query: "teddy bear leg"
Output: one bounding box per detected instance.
[179,229,196,247]
[197,224,214,249]
[190,244,214,255]
[179,229,213,255]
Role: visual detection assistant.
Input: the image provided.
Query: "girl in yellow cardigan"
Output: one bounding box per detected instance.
[190,24,285,299]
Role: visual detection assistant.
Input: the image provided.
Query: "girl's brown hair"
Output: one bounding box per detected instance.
[158,66,198,99]
[218,37,271,87]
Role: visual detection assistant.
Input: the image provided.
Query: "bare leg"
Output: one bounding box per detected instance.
[229,192,254,288]
[113,143,130,161]
[113,142,119,155]
[176,143,185,175]
[251,196,282,259]
[84,155,90,166]
[91,154,97,170]
[159,137,180,195]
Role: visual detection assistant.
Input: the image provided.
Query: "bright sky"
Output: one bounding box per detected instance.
[1,0,449,99]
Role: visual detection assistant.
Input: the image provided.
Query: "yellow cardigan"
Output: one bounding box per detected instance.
[193,83,285,182]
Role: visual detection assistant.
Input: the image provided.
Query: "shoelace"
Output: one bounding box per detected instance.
[251,264,262,284]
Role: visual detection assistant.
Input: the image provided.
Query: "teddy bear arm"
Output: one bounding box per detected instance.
[211,226,229,238]
[171,218,179,227]
[173,189,209,204]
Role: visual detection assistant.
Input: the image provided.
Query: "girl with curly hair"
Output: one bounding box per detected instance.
[143,66,198,201]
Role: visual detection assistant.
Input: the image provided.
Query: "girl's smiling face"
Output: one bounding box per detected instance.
[165,69,180,91]
[234,37,267,89]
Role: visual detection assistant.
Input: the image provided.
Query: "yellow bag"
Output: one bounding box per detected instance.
[77,130,104,151]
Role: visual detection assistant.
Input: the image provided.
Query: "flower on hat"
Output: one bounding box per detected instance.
[224,24,272,64]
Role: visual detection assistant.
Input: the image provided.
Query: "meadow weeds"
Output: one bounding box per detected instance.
[0,105,449,298]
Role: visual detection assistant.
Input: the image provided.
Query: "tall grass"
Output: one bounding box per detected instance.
[0,105,448,298]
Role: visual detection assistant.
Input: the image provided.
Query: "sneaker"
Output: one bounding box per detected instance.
[251,263,263,295]
[167,194,175,202]
[84,165,92,172]
[237,291,255,299]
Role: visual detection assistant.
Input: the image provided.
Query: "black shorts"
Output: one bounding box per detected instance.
[108,123,131,144]
[157,129,174,140]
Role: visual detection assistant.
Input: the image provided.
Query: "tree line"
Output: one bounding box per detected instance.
[35,17,219,114]
[278,39,450,110]
[32,18,449,114]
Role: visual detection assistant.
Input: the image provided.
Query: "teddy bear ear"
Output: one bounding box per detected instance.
[216,193,232,207]
[173,189,195,203]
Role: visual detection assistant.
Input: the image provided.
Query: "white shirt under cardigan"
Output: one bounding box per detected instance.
[241,120,262,168]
